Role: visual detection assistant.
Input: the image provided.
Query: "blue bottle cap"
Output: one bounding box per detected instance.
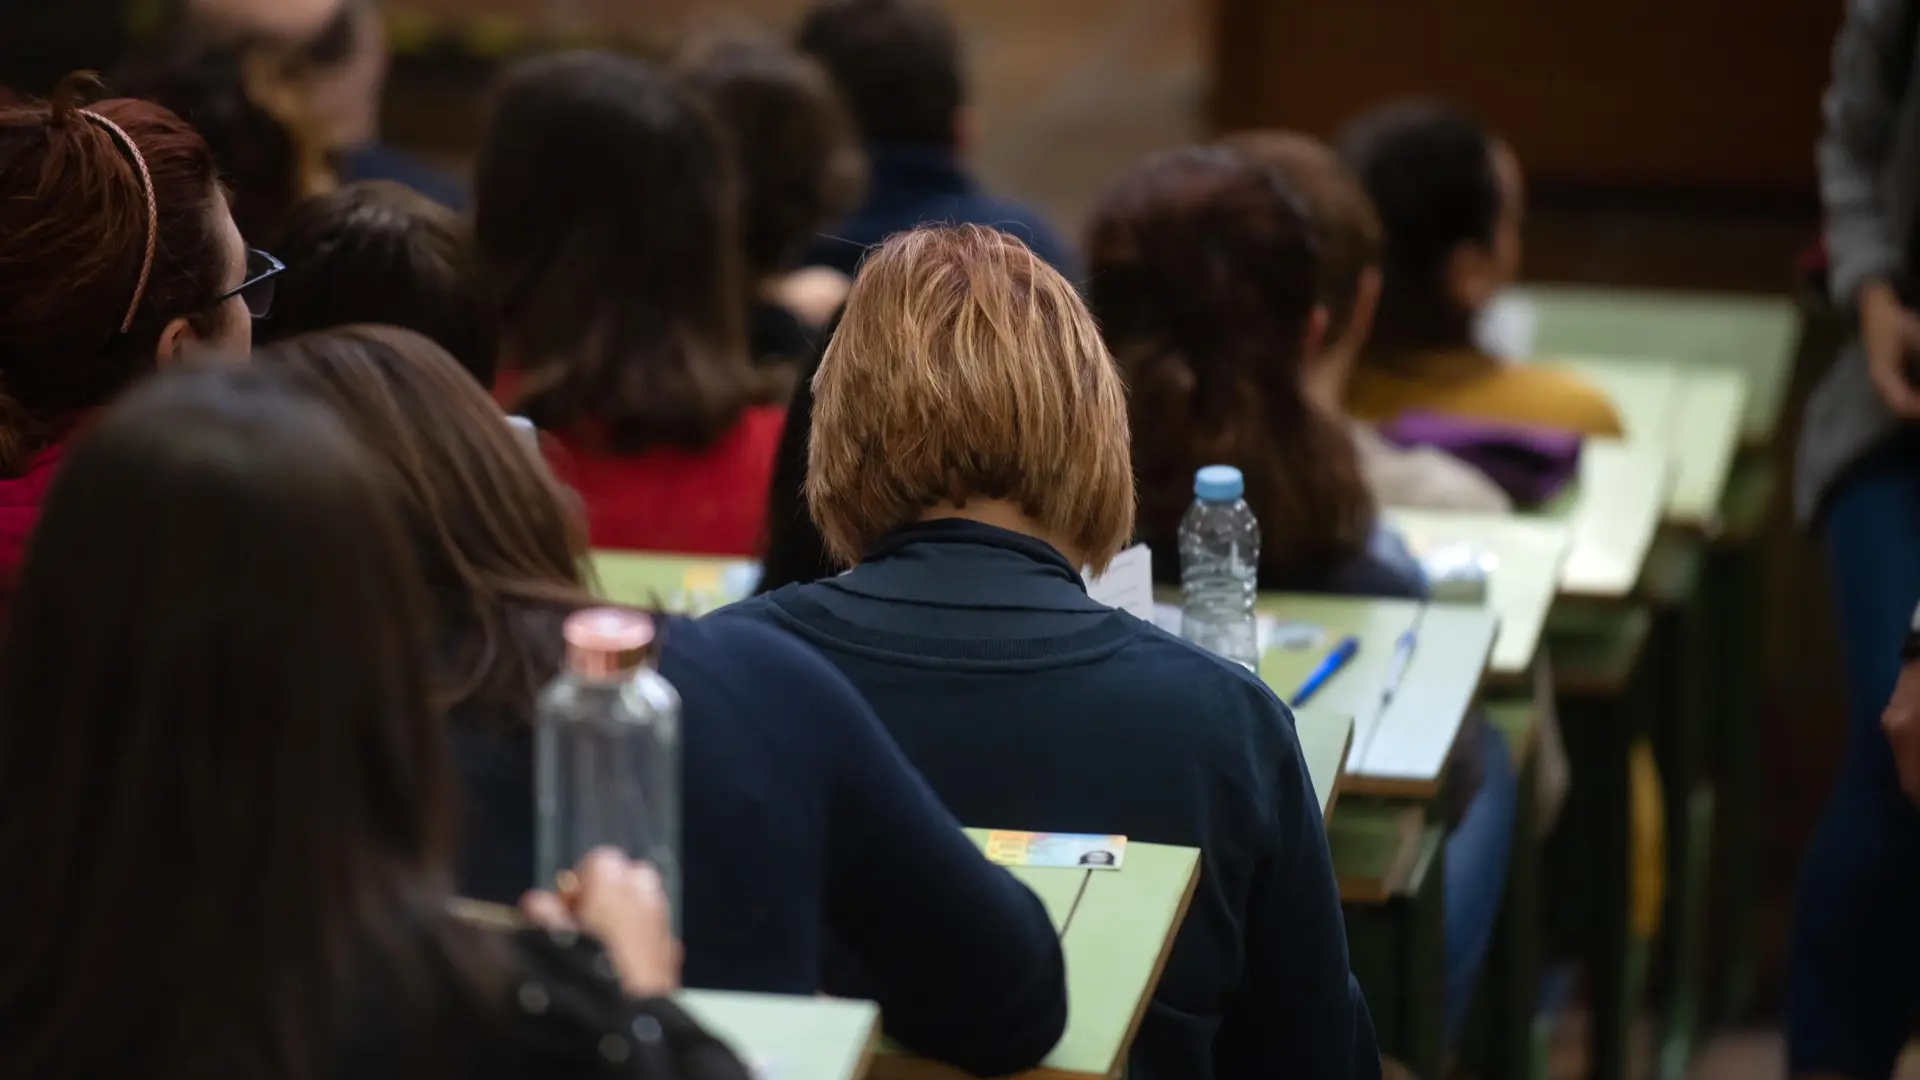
[1193,465,1244,501]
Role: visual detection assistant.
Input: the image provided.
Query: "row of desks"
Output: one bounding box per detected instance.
[594,283,1803,1080]
[680,825,1205,1080]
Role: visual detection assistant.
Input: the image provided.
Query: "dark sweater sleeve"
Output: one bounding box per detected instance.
[1219,688,1381,1079]
[815,673,1069,1076]
[704,604,1068,1074]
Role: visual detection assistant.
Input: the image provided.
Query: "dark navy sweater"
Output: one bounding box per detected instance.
[451,612,1066,1076]
[717,521,1379,1080]
[802,143,1079,281]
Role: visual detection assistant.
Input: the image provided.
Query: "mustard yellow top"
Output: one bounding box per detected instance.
[1347,350,1625,437]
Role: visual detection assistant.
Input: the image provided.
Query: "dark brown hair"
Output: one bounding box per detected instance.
[796,0,963,148]
[0,76,237,474]
[1336,100,1500,354]
[115,33,336,243]
[0,364,494,1078]
[1087,146,1373,587]
[262,182,499,387]
[255,325,593,722]
[1225,130,1382,344]
[677,35,866,283]
[475,51,780,455]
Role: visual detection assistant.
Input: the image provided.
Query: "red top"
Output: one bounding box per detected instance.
[0,435,72,586]
[496,374,786,556]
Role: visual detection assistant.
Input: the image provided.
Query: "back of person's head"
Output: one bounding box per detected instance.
[475,50,774,454]
[182,0,389,152]
[1086,145,1372,585]
[0,364,482,1077]
[1224,130,1382,351]
[796,0,963,149]
[1336,100,1521,354]
[255,325,589,716]
[808,224,1133,572]
[115,32,335,241]
[263,182,498,387]
[0,76,249,475]
[677,35,866,284]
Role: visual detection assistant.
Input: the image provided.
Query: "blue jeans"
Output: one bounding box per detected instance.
[1788,449,1920,1078]
[1444,720,1518,1043]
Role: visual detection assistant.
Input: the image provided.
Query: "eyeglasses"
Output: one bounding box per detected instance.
[215,249,286,320]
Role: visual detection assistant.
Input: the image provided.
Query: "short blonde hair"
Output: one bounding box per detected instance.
[807,225,1135,571]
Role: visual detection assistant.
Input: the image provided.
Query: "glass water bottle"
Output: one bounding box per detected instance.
[534,608,682,926]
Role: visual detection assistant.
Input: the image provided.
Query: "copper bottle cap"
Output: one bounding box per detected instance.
[562,608,656,679]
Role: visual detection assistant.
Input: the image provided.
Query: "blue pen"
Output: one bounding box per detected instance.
[1379,627,1417,708]
[1290,635,1360,707]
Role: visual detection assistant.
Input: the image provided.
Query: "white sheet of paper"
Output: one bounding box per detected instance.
[1085,543,1155,621]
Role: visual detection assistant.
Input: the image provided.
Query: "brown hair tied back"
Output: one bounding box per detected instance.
[44,74,160,333]
[0,73,227,476]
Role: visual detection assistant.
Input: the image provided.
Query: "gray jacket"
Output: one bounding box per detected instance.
[1800,0,1920,524]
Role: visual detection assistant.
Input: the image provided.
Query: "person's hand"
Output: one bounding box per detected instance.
[1882,657,1920,807]
[521,848,681,997]
[771,267,853,328]
[1858,280,1920,418]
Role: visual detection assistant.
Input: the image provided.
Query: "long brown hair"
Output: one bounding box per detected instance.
[675,34,866,283]
[1335,101,1501,358]
[0,365,495,1078]
[474,51,782,455]
[0,75,236,474]
[255,325,595,722]
[1086,146,1373,587]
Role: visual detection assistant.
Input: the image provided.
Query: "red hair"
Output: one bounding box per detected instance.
[0,75,230,473]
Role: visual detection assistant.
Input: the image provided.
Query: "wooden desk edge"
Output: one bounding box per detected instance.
[853,1020,882,1080]
[1484,639,1542,693]
[1107,853,1203,1080]
[1324,725,1354,825]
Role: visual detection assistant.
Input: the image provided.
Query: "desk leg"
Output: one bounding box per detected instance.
[1558,687,1636,1080]
[1705,541,1764,1025]
[1343,825,1448,1080]
[1651,581,1714,1080]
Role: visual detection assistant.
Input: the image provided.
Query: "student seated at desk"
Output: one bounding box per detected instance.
[0,367,746,1080]
[795,0,1077,279]
[677,36,866,363]
[1336,101,1622,437]
[1087,146,1428,598]
[256,325,1067,1078]
[1086,147,1515,1046]
[723,225,1379,1080]
[1225,131,1510,515]
[0,87,260,593]
[474,53,789,557]
[261,180,498,389]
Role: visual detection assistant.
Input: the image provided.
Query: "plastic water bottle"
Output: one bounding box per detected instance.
[1179,465,1261,670]
[535,608,682,927]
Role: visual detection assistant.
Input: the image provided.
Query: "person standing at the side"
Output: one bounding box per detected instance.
[1791,2,1920,1076]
